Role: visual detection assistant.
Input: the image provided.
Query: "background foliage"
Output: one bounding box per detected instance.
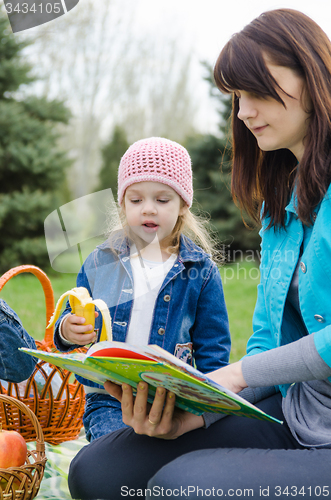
[186,66,260,256]
[97,125,129,193]
[0,1,262,274]
[0,8,71,273]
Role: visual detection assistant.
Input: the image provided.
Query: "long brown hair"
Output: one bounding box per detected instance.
[214,8,331,227]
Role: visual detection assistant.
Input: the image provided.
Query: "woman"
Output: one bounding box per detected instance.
[68,9,331,499]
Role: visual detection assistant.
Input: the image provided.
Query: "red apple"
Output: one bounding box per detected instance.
[0,429,27,468]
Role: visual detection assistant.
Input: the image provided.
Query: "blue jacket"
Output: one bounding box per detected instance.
[54,234,230,438]
[247,184,331,396]
[0,299,37,382]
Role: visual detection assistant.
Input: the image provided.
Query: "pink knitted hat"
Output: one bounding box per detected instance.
[117,137,193,207]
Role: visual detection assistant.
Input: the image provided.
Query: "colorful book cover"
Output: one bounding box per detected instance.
[21,341,282,425]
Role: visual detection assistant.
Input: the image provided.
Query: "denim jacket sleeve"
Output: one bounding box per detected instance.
[0,299,37,382]
[190,261,231,373]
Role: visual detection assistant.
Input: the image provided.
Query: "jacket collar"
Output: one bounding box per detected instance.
[284,181,331,225]
[178,235,208,262]
[285,185,297,216]
[97,233,208,263]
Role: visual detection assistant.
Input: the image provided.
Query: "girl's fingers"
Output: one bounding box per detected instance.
[70,331,96,345]
[72,323,94,334]
[68,315,92,330]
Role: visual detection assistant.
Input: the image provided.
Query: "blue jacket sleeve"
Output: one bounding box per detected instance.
[0,299,37,382]
[191,262,231,373]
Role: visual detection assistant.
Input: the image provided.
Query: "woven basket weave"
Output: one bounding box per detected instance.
[0,394,47,500]
[0,265,85,445]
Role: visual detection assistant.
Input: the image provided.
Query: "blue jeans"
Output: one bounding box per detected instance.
[0,299,37,382]
[83,393,128,441]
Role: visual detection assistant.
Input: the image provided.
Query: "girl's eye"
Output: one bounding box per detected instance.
[130,199,141,204]
[158,199,169,203]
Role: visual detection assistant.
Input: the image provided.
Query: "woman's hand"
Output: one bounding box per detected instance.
[104,380,204,439]
[207,360,248,394]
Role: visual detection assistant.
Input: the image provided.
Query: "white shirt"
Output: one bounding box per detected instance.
[125,246,177,346]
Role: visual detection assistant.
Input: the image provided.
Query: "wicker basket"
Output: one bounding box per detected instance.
[0,394,47,500]
[0,265,85,445]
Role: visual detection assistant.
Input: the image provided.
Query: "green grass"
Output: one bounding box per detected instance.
[0,263,259,361]
[0,272,77,341]
[219,262,259,362]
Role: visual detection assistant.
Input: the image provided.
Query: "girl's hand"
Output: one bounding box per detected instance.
[61,312,98,345]
[207,360,248,394]
[104,380,204,439]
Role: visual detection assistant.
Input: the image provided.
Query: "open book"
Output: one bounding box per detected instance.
[21,341,282,424]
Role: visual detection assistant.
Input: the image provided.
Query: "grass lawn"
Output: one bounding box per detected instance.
[219,262,259,362]
[0,271,77,342]
[0,263,259,361]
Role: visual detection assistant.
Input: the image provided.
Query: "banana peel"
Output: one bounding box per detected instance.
[47,287,112,342]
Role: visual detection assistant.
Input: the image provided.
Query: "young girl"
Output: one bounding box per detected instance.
[68,10,331,499]
[54,136,230,441]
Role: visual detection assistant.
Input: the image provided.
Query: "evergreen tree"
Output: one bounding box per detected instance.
[187,65,260,259]
[0,7,71,273]
[97,125,129,194]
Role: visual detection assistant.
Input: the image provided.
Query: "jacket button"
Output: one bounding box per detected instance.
[158,327,165,335]
[164,295,171,302]
[314,315,325,323]
[300,262,307,273]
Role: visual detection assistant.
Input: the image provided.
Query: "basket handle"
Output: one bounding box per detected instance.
[0,265,55,347]
[0,394,45,456]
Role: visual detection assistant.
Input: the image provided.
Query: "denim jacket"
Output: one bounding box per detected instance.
[0,299,37,382]
[246,184,331,396]
[54,234,230,439]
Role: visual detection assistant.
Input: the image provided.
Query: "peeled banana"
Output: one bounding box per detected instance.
[47,287,112,342]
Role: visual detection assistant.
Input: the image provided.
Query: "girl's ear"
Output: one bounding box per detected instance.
[179,204,189,216]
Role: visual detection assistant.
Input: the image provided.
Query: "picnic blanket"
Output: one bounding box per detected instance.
[28,432,88,499]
